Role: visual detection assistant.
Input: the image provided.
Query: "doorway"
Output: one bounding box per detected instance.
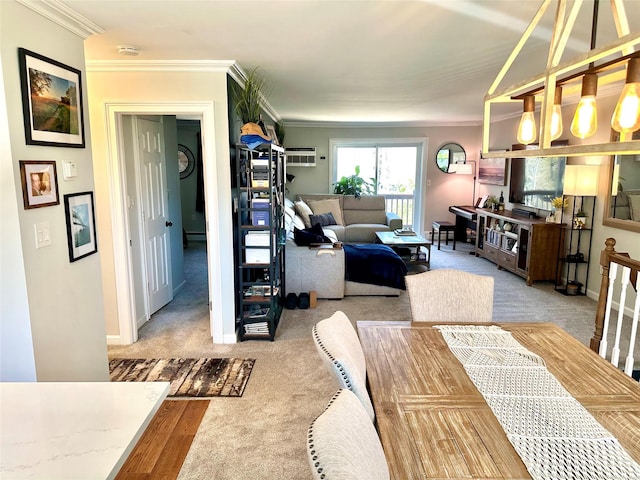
[104,102,228,345]
[122,115,209,334]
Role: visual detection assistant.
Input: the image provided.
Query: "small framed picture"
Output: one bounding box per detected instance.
[18,48,85,148]
[64,192,98,262]
[266,124,278,145]
[19,160,60,209]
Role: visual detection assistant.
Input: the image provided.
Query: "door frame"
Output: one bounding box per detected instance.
[105,101,223,344]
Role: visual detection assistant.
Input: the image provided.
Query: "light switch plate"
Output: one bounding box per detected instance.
[34,221,51,248]
[62,161,77,180]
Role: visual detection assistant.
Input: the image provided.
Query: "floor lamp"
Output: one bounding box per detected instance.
[452,160,477,205]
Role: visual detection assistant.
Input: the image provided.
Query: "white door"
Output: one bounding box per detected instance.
[137,117,173,315]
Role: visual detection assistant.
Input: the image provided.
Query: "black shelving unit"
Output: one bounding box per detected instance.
[555,195,596,296]
[233,143,285,341]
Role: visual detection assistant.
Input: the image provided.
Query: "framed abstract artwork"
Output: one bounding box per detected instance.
[18,48,85,148]
[478,151,507,185]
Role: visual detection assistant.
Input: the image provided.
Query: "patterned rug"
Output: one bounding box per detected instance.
[109,358,255,398]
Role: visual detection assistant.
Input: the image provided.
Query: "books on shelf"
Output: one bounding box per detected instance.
[244,321,269,335]
[244,285,279,299]
[251,197,270,226]
[243,306,270,319]
[250,157,270,188]
[394,228,417,236]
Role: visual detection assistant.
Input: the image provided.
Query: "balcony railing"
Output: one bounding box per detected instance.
[384,194,414,228]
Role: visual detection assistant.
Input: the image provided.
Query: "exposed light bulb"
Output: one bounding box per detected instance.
[550,86,563,141]
[611,57,640,134]
[571,73,598,139]
[517,95,537,145]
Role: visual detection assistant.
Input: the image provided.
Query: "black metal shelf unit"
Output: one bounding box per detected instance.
[555,195,596,296]
[233,143,285,341]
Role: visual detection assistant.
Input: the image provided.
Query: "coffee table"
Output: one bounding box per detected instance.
[375,231,431,269]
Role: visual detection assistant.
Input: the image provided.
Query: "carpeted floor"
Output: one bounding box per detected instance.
[109,357,255,397]
[108,240,619,480]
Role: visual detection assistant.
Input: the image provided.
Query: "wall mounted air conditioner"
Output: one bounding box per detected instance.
[285,147,316,167]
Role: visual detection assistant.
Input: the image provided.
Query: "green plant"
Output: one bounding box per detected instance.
[231,67,268,124]
[333,165,376,197]
[575,207,588,217]
[486,195,499,207]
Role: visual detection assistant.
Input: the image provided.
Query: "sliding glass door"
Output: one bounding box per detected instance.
[331,138,426,231]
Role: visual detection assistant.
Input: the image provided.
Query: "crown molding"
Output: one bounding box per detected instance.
[282,119,484,129]
[17,0,104,38]
[85,59,236,72]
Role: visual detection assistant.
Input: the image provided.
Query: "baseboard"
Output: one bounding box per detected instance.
[186,232,206,242]
[106,335,121,345]
[173,280,186,296]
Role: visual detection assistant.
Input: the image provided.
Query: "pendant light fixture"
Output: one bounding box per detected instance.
[571,73,598,139]
[611,56,640,134]
[517,95,537,145]
[550,86,563,141]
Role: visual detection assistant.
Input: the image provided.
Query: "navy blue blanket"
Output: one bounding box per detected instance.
[343,244,407,290]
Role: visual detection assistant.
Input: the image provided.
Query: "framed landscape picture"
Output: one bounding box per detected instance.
[478,151,507,185]
[18,48,85,148]
[64,192,97,262]
[19,160,60,209]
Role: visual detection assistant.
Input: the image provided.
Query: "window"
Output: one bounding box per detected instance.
[330,138,427,230]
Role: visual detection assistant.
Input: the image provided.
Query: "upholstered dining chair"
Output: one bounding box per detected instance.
[405,269,494,323]
[307,389,390,480]
[312,311,375,421]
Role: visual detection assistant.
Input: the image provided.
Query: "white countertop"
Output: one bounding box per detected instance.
[0,381,169,479]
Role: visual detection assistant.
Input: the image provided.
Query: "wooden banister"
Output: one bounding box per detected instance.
[590,237,638,352]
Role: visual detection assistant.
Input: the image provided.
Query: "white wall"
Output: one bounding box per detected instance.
[1,1,108,381]
[86,67,234,342]
[284,124,482,237]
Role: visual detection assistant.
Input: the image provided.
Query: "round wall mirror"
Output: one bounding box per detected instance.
[436,143,466,173]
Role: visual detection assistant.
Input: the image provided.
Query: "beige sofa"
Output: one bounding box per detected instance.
[296,194,402,243]
[284,194,404,299]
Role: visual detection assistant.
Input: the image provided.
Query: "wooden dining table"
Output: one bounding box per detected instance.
[357,321,640,480]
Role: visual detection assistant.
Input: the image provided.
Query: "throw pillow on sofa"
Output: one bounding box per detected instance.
[294,200,314,228]
[308,198,344,226]
[309,212,337,227]
[293,223,332,246]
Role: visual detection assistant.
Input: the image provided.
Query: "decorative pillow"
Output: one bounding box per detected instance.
[292,214,306,230]
[309,212,337,227]
[308,199,344,226]
[293,223,332,246]
[628,193,640,222]
[294,200,314,228]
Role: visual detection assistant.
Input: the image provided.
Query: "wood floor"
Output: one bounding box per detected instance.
[116,400,210,480]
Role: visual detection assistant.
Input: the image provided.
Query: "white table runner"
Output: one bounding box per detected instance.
[437,325,640,480]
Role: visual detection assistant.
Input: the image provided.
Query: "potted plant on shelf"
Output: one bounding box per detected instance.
[573,207,588,229]
[232,67,267,125]
[485,195,500,211]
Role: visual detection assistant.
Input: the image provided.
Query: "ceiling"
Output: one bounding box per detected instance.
[62,0,639,126]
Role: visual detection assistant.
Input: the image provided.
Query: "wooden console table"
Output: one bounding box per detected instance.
[475,208,563,285]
